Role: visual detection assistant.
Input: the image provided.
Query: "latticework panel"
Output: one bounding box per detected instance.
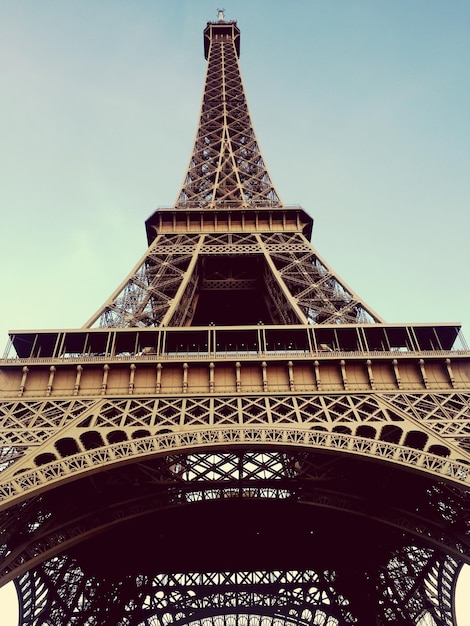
[1,391,470,503]
[377,548,460,626]
[13,522,461,625]
[86,230,382,329]
[87,234,202,328]
[260,233,381,324]
[384,393,470,452]
[16,560,360,626]
[176,26,280,208]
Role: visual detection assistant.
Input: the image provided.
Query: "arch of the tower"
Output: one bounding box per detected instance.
[1,390,469,515]
[1,439,469,582]
[4,443,465,626]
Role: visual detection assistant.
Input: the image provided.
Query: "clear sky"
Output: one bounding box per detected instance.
[0,0,469,623]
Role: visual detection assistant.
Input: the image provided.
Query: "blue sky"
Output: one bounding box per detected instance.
[1,0,469,341]
[0,0,469,622]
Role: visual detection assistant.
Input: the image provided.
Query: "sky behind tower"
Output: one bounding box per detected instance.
[0,0,469,622]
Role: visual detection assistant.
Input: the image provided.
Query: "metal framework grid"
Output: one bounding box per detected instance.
[87,231,381,329]
[0,13,469,626]
[177,19,280,209]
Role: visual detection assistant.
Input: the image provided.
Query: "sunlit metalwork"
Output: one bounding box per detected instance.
[1,13,469,626]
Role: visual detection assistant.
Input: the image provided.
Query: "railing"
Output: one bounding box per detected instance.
[172,201,285,210]
[3,323,467,362]
[1,348,469,366]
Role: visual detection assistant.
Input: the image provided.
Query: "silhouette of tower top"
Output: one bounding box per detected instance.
[177,14,281,209]
[203,12,240,59]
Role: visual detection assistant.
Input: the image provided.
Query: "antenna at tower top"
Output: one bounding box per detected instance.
[217,8,225,22]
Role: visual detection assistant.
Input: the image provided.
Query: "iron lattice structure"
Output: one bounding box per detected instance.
[86,231,381,329]
[1,13,469,626]
[177,19,280,209]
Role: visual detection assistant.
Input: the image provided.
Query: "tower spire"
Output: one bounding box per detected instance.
[177,18,281,209]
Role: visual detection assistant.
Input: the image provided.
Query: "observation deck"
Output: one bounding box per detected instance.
[2,323,469,400]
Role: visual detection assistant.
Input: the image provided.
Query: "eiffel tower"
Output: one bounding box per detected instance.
[1,12,469,626]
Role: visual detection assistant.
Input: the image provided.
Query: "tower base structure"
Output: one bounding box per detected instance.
[1,321,469,625]
[1,14,470,626]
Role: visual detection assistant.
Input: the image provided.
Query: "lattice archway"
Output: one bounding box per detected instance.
[14,548,459,626]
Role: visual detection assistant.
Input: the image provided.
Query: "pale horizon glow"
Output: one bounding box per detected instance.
[0,0,469,623]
